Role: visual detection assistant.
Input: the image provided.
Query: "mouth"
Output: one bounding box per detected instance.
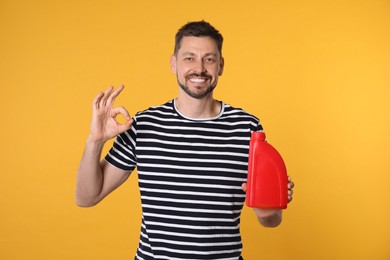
[186,73,212,83]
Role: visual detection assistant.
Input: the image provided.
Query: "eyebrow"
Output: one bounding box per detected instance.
[181,52,218,57]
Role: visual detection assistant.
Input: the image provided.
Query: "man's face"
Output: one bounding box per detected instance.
[170,36,224,99]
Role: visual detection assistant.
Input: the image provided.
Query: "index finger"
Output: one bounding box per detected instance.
[288,177,295,189]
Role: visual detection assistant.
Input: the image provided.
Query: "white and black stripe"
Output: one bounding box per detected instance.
[105,100,262,260]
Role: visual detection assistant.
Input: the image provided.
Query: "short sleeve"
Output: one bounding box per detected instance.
[250,116,264,133]
[104,119,137,172]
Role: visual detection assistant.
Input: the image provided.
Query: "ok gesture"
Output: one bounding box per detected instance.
[89,85,133,143]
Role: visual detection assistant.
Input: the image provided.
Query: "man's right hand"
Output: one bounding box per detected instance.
[88,85,133,143]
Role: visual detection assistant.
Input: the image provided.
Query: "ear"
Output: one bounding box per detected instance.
[170,55,177,73]
[218,57,224,76]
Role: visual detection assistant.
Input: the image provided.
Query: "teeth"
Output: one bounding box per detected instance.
[189,78,207,83]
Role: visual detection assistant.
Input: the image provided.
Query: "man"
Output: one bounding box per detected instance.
[76,20,294,260]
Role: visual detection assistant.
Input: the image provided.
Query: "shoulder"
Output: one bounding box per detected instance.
[134,100,176,121]
[222,102,260,122]
[220,102,263,132]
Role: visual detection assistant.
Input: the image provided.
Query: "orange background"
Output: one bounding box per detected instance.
[0,0,389,259]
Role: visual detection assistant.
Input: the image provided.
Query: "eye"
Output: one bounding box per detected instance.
[205,57,216,63]
[184,57,193,62]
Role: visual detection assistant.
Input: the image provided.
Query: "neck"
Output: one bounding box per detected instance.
[175,91,221,119]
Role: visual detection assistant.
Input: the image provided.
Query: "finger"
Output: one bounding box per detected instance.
[241,183,247,193]
[111,106,132,134]
[111,106,131,121]
[117,118,133,134]
[288,176,295,188]
[288,188,294,203]
[92,92,104,109]
[106,85,125,106]
[100,86,114,107]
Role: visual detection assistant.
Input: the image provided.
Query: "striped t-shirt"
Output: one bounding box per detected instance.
[105,99,263,260]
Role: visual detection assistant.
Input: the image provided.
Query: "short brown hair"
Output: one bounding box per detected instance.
[174,20,224,55]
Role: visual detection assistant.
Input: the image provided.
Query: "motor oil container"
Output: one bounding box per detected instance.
[246,131,288,209]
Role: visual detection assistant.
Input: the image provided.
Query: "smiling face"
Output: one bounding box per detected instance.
[170,36,224,99]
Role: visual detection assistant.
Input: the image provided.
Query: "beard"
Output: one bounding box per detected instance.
[177,73,217,99]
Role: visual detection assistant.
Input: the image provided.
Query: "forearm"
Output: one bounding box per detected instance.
[254,209,283,228]
[76,138,105,207]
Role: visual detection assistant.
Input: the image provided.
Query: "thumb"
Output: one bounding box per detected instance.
[241,183,247,193]
[111,106,131,120]
[117,118,133,134]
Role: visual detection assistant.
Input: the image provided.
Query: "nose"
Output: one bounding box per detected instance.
[194,59,207,73]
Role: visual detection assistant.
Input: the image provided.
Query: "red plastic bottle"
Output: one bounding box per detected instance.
[246,131,288,209]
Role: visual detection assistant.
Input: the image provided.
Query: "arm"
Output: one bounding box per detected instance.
[253,208,282,228]
[76,140,130,207]
[75,85,133,207]
[242,176,294,228]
